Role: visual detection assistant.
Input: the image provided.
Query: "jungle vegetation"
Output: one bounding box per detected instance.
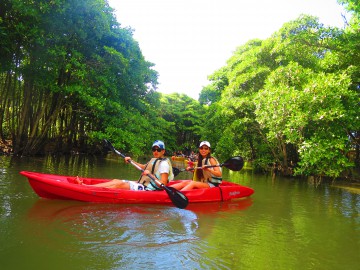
[0,0,359,180]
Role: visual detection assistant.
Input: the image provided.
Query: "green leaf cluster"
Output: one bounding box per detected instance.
[0,0,160,155]
[200,11,360,179]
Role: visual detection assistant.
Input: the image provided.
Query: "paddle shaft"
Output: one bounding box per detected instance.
[176,165,222,173]
[173,156,244,176]
[173,164,222,177]
[190,164,223,170]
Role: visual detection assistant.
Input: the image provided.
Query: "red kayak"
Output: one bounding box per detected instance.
[20,171,254,205]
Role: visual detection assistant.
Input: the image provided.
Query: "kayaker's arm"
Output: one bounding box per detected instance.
[159,172,169,186]
[125,157,146,170]
[203,157,222,177]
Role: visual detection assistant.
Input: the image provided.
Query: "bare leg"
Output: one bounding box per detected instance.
[170,180,192,190]
[74,178,131,190]
[92,179,130,189]
[180,181,210,191]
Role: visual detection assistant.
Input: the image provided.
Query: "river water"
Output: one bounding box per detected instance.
[0,155,359,270]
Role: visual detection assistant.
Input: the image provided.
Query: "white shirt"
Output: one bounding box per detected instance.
[158,159,170,174]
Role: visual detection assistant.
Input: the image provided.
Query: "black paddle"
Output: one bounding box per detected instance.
[103,139,189,209]
[172,156,244,177]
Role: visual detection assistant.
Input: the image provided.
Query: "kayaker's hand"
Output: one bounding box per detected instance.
[142,169,150,176]
[124,157,131,163]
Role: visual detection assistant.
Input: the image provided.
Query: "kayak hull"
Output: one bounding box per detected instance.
[20,171,254,205]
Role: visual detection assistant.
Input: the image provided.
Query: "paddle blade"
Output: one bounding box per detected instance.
[103,139,126,159]
[222,156,244,171]
[103,139,115,152]
[163,186,189,209]
[172,167,181,177]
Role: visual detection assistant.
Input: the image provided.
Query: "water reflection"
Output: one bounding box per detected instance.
[26,198,253,242]
[27,200,198,245]
[24,198,253,269]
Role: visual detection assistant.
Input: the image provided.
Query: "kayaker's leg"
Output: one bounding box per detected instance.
[181,181,210,191]
[92,179,131,189]
[170,180,191,190]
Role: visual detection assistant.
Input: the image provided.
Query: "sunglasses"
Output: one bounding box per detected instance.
[199,147,210,150]
[152,148,163,152]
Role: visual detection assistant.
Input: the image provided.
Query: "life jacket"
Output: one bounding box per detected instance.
[201,156,222,186]
[138,158,174,191]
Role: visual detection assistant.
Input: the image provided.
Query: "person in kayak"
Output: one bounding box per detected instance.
[170,141,222,191]
[75,140,174,191]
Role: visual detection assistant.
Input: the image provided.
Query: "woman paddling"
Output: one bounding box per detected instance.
[75,140,174,191]
[170,141,222,191]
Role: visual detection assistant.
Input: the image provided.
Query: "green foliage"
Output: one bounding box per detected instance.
[0,0,159,155]
[296,135,353,178]
[198,102,225,154]
[199,13,360,178]
[255,62,358,177]
[271,15,342,71]
[338,0,360,15]
[158,93,205,151]
[199,67,228,105]
[225,39,270,96]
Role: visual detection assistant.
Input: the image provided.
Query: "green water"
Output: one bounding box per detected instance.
[0,155,359,270]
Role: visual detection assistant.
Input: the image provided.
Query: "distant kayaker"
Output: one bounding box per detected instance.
[170,141,222,191]
[75,140,174,190]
